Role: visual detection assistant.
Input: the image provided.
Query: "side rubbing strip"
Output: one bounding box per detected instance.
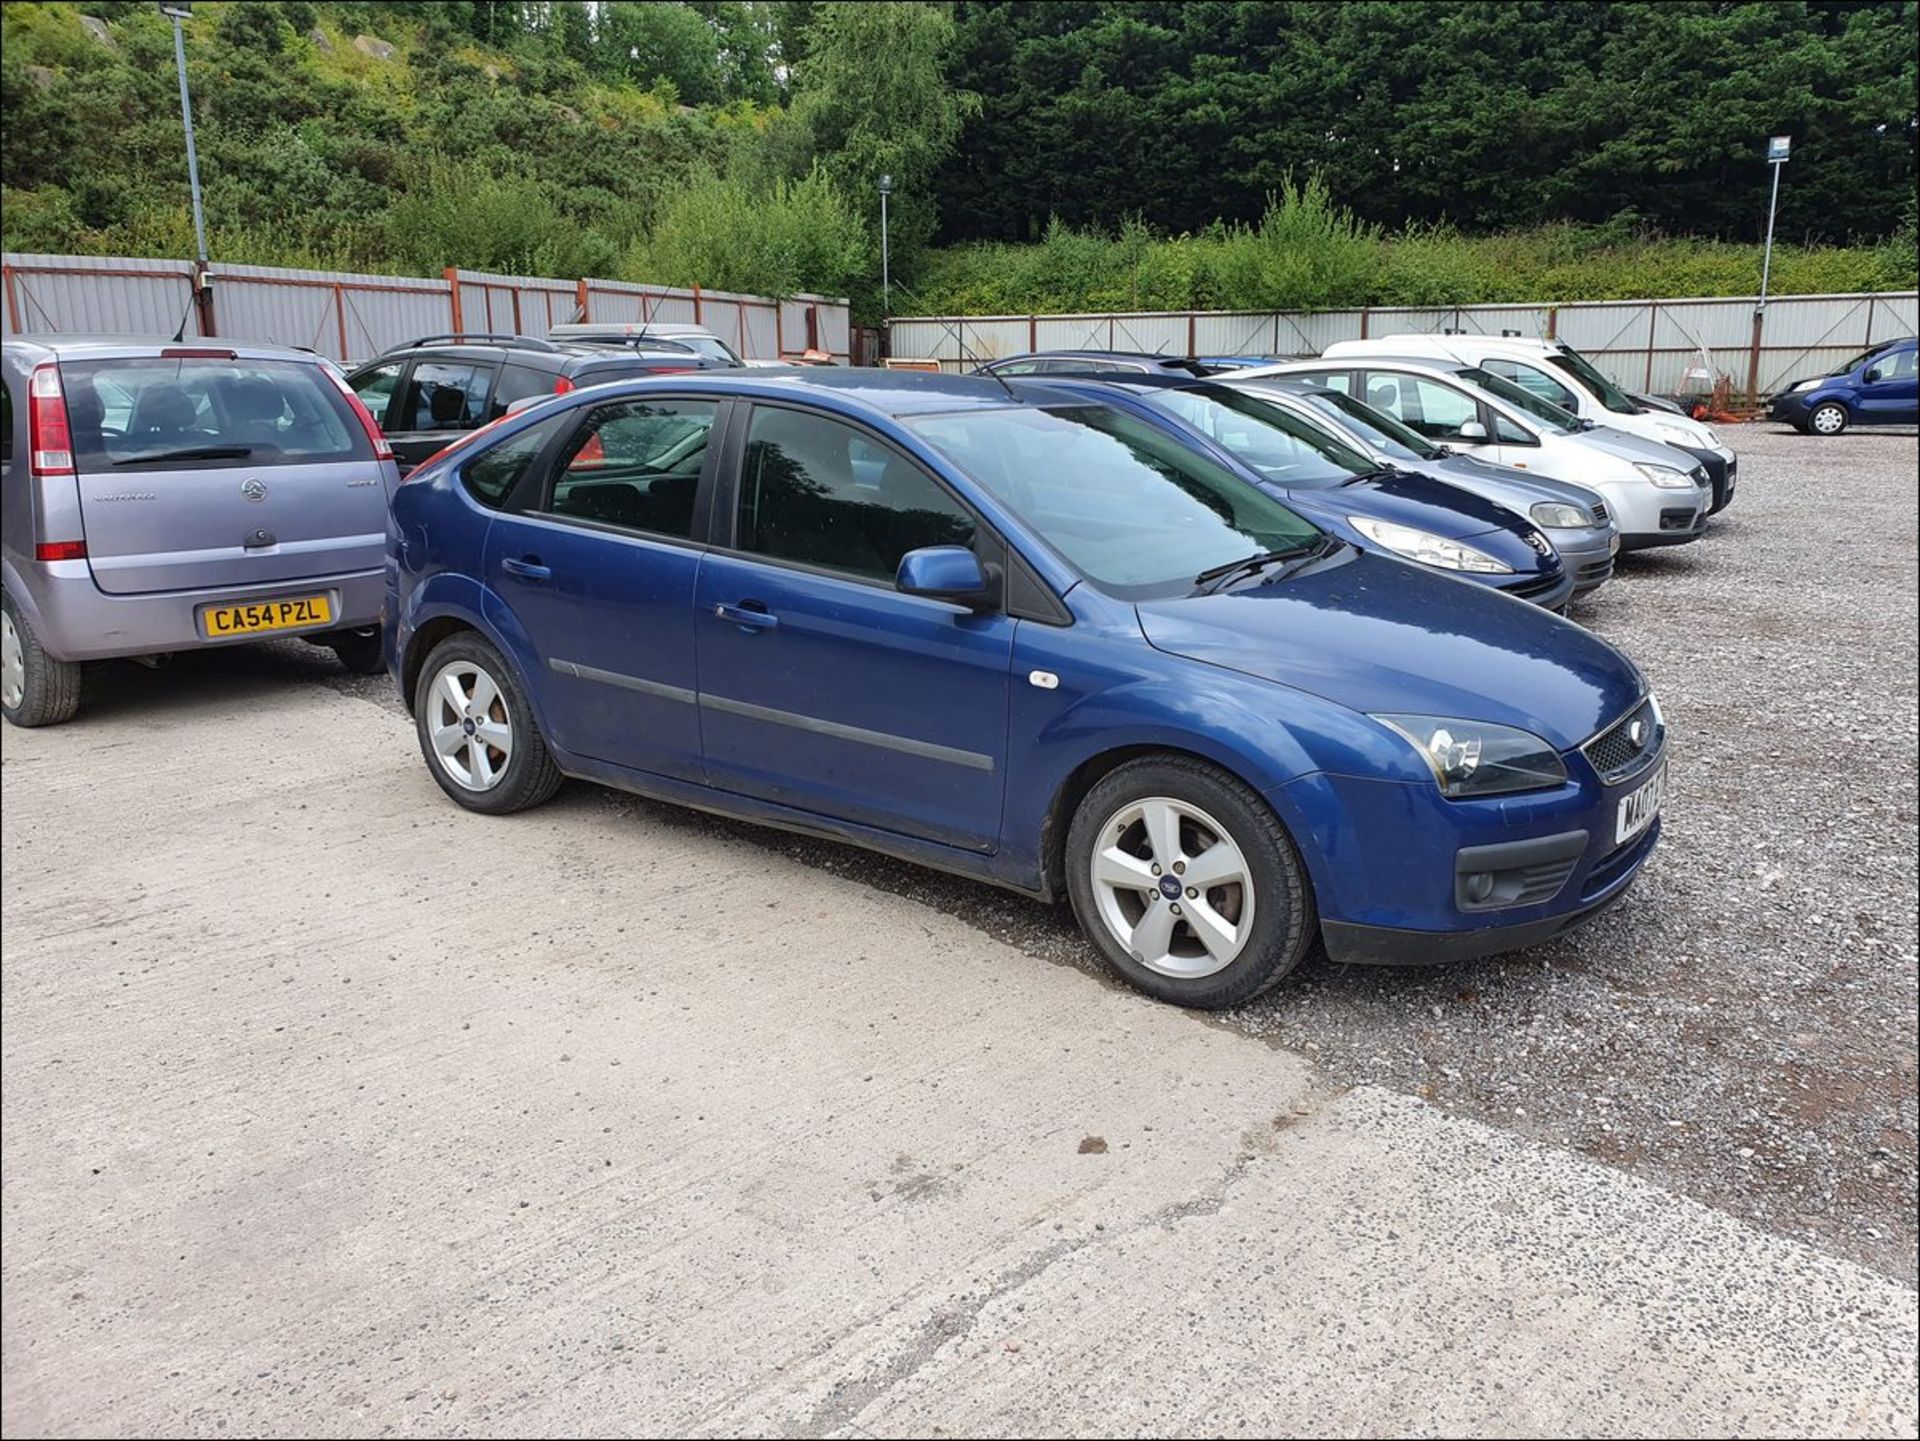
[550,657,697,706]
[702,692,995,771]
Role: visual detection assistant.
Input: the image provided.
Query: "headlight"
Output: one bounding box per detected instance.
[1347,515,1512,573]
[1374,715,1569,798]
[1529,501,1591,529]
[1791,377,1822,393]
[1653,422,1698,447]
[1632,462,1697,489]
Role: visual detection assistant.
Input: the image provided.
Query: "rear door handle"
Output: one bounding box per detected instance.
[501,556,551,581]
[713,601,778,632]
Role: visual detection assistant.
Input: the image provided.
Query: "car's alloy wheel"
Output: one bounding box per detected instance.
[426,659,515,791]
[1,609,23,713]
[1809,402,1848,435]
[1088,795,1255,979]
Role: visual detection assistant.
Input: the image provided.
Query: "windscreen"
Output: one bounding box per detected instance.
[1141,386,1375,486]
[1547,347,1641,414]
[61,356,367,472]
[909,403,1321,600]
[1287,388,1436,462]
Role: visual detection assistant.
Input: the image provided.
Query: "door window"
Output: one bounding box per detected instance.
[349,361,404,426]
[990,359,1047,375]
[737,407,975,583]
[1362,373,1482,441]
[398,361,493,433]
[1,378,11,469]
[463,412,570,509]
[1492,412,1536,445]
[1865,349,1916,383]
[1481,358,1579,412]
[543,399,717,539]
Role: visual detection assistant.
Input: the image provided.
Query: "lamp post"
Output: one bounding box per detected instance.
[1748,135,1791,401]
[159,2,208,267]
[878,174,893,313]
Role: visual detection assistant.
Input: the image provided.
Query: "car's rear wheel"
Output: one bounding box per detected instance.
[326,627,386,675]
[1,592,82,729]
[1065,755,1315,1009]
[413,633,562,814]
[1808,402,1849,436]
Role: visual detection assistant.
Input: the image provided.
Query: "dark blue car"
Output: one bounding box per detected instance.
[386,370,1665,1009]
[1767,338,1918,435]
[1033,374,1575,611]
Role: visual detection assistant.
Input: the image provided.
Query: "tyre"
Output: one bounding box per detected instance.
[412,632,562,814]
[1,591,82,728]
[1065,755,1316,1009]
[1808,402,1849,436]
[327,627,386,675]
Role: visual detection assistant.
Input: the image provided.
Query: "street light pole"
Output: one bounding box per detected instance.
[1748,135,1791,402]
[878,174,893,313]
[160,2,208,266]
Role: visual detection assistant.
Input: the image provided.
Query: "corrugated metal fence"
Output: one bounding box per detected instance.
[0,253,851,366]
[888,292,1919,397]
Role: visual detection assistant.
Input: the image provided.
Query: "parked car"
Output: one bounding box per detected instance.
[546,321,747,369]
[386,369,1665,1008]
[1,335,400,726]
[976,350,1213,378]
[1192,354,1308,371]
[1032,374,1574,610]
[346,334,715,474]
[1240,378,1619,595]
[1322,334,1739,512]
[1240,357,1712,551]
[1766,338,1919,435]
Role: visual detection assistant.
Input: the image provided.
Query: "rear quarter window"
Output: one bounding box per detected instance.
[61,357,369,472]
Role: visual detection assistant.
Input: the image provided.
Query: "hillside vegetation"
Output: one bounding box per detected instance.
[2,1,1914,321]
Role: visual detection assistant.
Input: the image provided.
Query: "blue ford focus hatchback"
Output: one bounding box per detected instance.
[386,370,1665,1008]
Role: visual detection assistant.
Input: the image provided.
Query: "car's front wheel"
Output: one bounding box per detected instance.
[1806,401,1849,436]
[1,592,82,729]
[413,633,562,814]
[1065,755,1315,1009]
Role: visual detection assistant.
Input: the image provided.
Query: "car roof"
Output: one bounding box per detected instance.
[548,321,719,339]
[2,333,324,363]
[515,365,1098,419]
[1253,354,1478,378]
[991,349,1200,366]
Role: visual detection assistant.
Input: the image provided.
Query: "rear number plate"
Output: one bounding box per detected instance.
[1615,764,1665,845]
[200,594,333,638]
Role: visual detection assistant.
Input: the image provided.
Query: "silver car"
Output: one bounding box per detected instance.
[1235,378,1620,594]
[1,336,399,727]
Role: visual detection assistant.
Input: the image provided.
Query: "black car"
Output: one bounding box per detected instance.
[345,334,716,472]
[974,349,1216,378]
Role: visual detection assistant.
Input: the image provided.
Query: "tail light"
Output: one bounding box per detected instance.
[36,540,87,562]
[28,363,75,476]
[552,375,574,395]
[320,365,395,462]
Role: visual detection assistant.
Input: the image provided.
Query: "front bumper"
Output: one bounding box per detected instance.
[1674,444,1737,514]
[15,559,385,662]
[1545,525,1617,594]
[1277,747,1664,966]
[1767,391,1816,426]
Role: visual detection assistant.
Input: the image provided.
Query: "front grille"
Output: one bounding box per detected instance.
[1583,697,1663,784]
[1509,573,1564,600]
[1576,558,1614,584]
[1659,507,1697,531]
[1509,856,1580,905]
[1582,824,1658,899]
[1590,501,1609,524]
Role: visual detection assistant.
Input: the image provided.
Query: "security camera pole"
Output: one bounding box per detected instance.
[159,2,214,333]
[879,174,893,314]
[1748,134,1791,402]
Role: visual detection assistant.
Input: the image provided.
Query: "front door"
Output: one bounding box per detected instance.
[381,357,500,473]
[1857,348,1918,423]
[694,404,1014,852]
[481,395,722,782]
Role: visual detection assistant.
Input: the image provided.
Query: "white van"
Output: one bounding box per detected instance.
[1322,334,1736,512]
[1237,356,1711,551]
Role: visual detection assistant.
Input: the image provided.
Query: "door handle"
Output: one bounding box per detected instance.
[501,556,551,581]
[713,601,778,632]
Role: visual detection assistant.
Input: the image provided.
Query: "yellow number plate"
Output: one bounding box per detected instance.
[201,594,334,638]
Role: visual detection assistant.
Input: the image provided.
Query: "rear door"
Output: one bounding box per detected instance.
[380,355,500,471]
[62,351,388,595]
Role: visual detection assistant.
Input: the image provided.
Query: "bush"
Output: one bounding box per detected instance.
[628,163,870,300]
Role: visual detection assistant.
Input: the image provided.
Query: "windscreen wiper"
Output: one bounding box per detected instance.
[1341,467,1403,486]
[1194,534,1340,593]
[112,445,253,465]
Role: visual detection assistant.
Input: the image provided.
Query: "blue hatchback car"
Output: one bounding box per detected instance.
[386,370,1666,1008]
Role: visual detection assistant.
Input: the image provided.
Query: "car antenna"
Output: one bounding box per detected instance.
[168,289,195,344]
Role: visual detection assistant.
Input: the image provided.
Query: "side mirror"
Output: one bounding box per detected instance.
[1863,366,1884,384]
[896,546,995,610]
[1457,420,1489,441]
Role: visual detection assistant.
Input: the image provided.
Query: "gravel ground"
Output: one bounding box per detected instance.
[100,422,1920,1287]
